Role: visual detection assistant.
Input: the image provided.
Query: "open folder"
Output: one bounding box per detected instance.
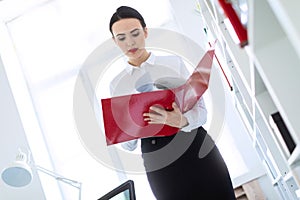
[101,49,215,145]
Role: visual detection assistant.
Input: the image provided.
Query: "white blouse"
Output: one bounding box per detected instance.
[110,52,207,151]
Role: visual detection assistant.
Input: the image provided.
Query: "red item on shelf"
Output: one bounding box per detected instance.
[101,49,215,145]
[218,0,248,47]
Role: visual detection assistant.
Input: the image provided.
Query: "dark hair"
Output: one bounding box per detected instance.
[109,6,146,35]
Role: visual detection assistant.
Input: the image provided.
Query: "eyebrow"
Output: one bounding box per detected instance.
[115,28,140,37]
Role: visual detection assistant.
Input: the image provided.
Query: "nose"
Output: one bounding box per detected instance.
[126,36,136,47]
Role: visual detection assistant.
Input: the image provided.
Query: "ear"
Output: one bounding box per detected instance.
[112,36,117,44]
[144,27,148,38]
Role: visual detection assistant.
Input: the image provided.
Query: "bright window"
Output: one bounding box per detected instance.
[1,0,174,199]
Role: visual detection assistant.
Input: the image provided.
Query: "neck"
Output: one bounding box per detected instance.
[128,51,150,66]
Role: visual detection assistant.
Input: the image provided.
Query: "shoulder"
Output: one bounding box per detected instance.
[110,69,127,88]
[154,54,184,65]
[154,53,181,60]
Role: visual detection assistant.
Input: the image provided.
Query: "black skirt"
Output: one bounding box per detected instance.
[141,127,236,200]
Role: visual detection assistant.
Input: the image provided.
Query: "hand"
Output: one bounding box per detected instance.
[143,102,188,128]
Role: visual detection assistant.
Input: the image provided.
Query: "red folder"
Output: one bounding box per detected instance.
[101,49,215,145]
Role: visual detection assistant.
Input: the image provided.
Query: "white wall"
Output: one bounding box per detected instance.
[0,55,46,199]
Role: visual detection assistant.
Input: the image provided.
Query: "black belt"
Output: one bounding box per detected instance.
[141,127,203,153]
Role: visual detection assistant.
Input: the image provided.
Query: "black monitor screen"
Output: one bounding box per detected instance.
[98,180,136,200]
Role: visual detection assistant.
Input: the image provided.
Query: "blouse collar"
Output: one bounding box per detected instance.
[125,52,156,75]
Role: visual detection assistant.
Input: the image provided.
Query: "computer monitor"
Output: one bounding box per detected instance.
[98,180,136,200]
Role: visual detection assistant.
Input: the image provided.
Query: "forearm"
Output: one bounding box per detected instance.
[181,97,207,132]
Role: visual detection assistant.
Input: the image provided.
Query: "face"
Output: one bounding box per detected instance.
[111,18,148,65]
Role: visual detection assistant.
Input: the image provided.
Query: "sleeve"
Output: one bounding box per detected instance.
[181,96,207,132]
[110,72,139,151]
[120,139,138,151]
[177,57,208,132]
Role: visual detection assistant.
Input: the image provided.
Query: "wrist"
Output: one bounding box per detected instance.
[180,116,189,128]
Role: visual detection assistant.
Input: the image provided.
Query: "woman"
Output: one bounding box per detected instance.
[109,6,236,200]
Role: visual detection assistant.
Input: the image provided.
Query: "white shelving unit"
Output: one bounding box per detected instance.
[198,0,300,199]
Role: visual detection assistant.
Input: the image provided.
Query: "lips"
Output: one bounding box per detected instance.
[128,48,138,53]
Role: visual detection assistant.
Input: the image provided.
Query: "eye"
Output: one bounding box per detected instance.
[117,36,126,41]
[131,30,140,37]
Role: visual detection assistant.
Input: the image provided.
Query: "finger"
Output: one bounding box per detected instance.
[172,102,181,112]
[147,118,166,124]
[150,113,164,120]
[149,106,165,115]
[143,112,162,120]
[172,102,178,109]
[144,117,162,124]
[143,112,162,117]
[148,120,163,124]
[143,113,150,117]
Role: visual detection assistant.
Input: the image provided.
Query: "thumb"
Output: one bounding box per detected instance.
[172,102,179,110]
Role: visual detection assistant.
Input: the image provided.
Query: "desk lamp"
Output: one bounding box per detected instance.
[1,149,82,200]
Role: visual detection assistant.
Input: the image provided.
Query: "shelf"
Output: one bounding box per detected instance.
[283,172,299,199]
[249,0,300,148]
[253,67,266,96]
[199,0,300,198]
[249,0,285,52]
[220,21,251,89]
[289,146,300,166]
[200,0,252,91]
[265,0,300,59]
[254,116,290,177]
[254,37,300,147]
[255,91,277,121]
[269,112,296,160]
[234,93,254,138]
[231,64,253,117]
